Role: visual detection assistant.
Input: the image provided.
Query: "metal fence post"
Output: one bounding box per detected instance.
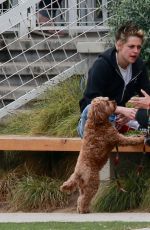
[29,3,36,31]
[87,0,95,26]
[102,0,107,24]
[18,0,28,37]
[68,0,77,36]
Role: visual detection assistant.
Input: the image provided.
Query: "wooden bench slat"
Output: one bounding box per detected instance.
[0,135,149,152]
[0,136,81,151]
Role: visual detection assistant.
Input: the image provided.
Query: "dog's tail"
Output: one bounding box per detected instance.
[60,173,78,193]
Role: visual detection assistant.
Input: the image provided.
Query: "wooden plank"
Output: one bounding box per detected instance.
[0,135,82,151]
[112,144,149,153]
[0,135,149,152]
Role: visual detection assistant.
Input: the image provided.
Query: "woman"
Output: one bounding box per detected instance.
[77,21,150,138]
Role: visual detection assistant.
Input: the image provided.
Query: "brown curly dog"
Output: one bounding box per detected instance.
[60,97,144,213]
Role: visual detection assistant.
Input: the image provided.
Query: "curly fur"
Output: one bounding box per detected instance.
[60,97,144,213]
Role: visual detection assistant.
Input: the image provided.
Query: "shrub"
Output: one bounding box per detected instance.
[140,178,150,211]
[108,0,150,64]
[0,171,19,202]
[0,75,83,137]
[9,175,68,211]
[92,171,149,212]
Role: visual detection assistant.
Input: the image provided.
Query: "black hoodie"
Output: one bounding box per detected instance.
[79,47,150,112]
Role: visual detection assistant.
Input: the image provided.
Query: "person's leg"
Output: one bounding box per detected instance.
[38,0,55,26]
[52,0,63,17]
[38,0,63,20]
[77,104,90,138]
[37,0,65,36]
[136,109,148,129]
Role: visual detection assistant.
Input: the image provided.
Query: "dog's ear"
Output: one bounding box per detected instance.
[90,97,116,124]
[92,100,108,124]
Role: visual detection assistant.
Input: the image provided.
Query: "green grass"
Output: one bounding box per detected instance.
[0,75,83,137]
[9,176,68,211]
[0,222,150,230]
[0,155,77,211]
[92,162,150,213]
[93,174,146,212]
[140,178,150,211]
[0,76,82,212]
[0,75,150,213]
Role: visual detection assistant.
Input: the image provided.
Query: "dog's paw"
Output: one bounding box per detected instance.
[77,206,90,214]
[60,183,70,193]
[60,173,78,194]
[138,135,144,142]
[60,181,77,194]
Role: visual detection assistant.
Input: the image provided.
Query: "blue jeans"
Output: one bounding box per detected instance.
[77,104,116,138]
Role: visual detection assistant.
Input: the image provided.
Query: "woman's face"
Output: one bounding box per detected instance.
[116,36,143,68]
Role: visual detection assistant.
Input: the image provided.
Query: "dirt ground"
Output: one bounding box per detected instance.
[0,202,77,213]
[0,192,78,213]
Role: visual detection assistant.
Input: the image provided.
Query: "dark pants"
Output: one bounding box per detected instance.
[39,0,63,17]
[136,109,149,129]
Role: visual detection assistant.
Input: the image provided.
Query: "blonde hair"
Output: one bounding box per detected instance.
[115,21,144,43]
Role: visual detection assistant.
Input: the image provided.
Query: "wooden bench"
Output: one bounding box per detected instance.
[0,135,150,153]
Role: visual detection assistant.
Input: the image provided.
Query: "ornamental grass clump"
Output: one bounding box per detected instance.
[9,175,69,211]
[0,171,19,202]
[0,153,77,211]
[92,171,148,212]
[30,75,83,136]
[0,112,34,135]
[0,75,83,137]
[140,178,150,211]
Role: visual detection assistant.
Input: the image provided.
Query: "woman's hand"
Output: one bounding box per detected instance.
[115,114,130,130]
[115,106,137,120]
[129,89,150,109]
